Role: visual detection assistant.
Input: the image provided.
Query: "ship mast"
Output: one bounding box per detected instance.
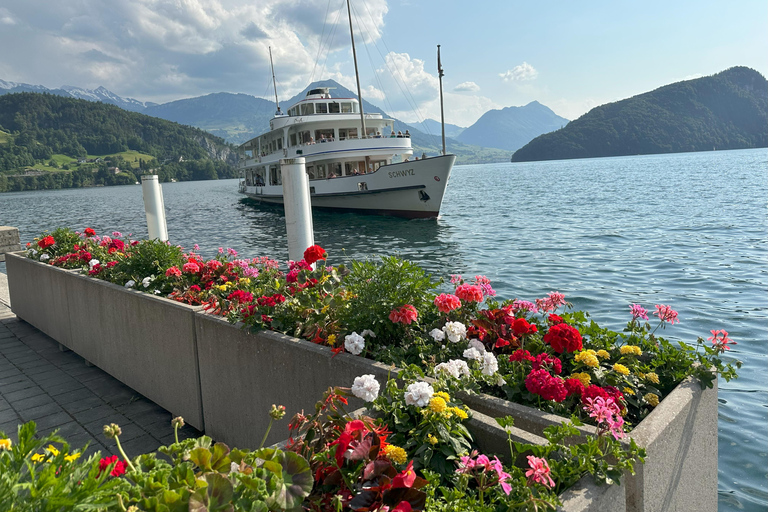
[269,46,281,115]
[437,45,446,156]
[346,0,367,138]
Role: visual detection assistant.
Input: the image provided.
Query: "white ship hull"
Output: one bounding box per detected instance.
[240,155,455,219]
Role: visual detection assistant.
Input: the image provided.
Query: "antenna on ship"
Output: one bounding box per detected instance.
[346,0,367,138]
[269,46,282,115]
[437,45,446,156]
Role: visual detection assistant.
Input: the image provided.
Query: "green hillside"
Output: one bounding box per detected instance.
[0,92,239,192]
[511,66,768,162]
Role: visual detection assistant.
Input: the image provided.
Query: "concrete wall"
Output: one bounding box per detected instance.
[624,377,718,512]
[0,227,21,262]
[195,313,396,448]
[65,272,205,430]
[6,252,76,348]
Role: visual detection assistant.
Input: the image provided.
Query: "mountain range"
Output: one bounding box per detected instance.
[512,66,768,162]
[0,78,567,163]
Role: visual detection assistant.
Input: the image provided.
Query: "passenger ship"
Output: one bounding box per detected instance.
[237,87,455,218]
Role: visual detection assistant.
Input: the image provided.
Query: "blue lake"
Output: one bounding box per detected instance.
[1,148,766,511]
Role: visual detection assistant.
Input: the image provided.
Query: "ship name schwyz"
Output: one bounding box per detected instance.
[388,169,415,178]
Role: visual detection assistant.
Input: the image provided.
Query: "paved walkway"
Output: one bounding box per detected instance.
[0,273,201,458]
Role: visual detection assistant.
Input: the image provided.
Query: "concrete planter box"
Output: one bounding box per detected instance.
[194,313,397,449]
[6,252,78,349]
[6,252,205,430]
[460,377,717,512]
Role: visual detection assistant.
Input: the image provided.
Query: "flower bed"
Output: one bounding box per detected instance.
[9,226,743,511]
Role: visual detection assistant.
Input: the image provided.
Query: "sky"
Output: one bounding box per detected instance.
[0,0,766,127]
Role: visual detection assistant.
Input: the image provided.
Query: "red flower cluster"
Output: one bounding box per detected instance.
[548,314,564,325]
[227,290,254,303]
[166,266,182,278]
[434,293,461,313]
[564,378,585,397]
[37,236,55,249]
[256,293,286,307]
[455,284,484,303]
[509,349,534,363]
[182,261,201,274]
[525,369,567,402]
[98,455,127,477]
[508,317,538,337]
[84,227,96,237]
[531,353,562,374]
[303,245,327,265]
[542,324,583,353]
[106,238,124,254]
[389,304,418,325]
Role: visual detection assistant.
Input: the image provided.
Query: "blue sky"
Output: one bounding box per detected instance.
[0,0,765,126]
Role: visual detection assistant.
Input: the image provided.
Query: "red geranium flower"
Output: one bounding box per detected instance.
[509,349,534,363]
[98,455,127,477]
[182,262,200,274]
[525,369,568,402]
[389,305,418,325]
[303,245,327,265]
[434,293,461,313]
[542,323,583,353]
[455,284,483,303]
[84,227,96,237]
[38,236,55,249]
[548,314,564,325]
[509,317,538,337]
[166,266,182,278]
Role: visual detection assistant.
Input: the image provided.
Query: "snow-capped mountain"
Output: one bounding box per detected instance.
[0,80,156,112]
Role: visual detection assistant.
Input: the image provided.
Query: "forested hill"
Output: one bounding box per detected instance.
[511,66,768,162]
[0,92,238,191]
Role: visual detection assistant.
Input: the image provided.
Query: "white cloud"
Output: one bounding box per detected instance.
[499,62,538,82]
[0,7,17,25]
[454,81,479,92]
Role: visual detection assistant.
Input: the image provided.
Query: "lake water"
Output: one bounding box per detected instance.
[1,148,766,511]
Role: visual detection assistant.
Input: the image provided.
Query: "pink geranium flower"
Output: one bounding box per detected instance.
[708,329,736,352]
[654,304,679,324]
[434,293,461,313]
[389,305,418,325]
[525,456,555,488]
[629,303,649,321]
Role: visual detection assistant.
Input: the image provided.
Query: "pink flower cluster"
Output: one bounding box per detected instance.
[473,275,496,297]
[583,396,626,440]
[629,303,649,320]
[536,291,566,313]
[511,299,538,314]
[455,284,484,303]
[525,455,555,488]
[708,329,736,352]
[389,305,418,325]
[456,452,512,495]
[434,293,461,313]
[654,304,679,324]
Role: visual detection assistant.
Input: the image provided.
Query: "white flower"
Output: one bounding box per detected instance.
[443,321,467,343]
[404,381,434,407]
[124,280,136,288]
[154,290,162,295]
[39,254,50,261]
[351,374,380,402]
[429,328,445,342]
[344,332,366,355]
[468,339,486,352]
[481,352,499,376]
[142,276,152,288]
[463,347,484,361]
[88,259,100,270]
[230,461,240,473]
[29,248,38,257]
[361,329,377,338]
[435,359,471,379]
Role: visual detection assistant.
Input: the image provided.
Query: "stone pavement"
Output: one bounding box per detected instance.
[0,281,201,458]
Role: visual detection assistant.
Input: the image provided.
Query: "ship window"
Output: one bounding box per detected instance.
[306,165,315,179]
[316,103,328,114]
[290,133,297,146]
[316,163,326,179]
[330,162,342,177]
[277,138,283,150]
[329,102,340,114]
[358,182,368,191]
[300,103,314,115]
[269,165,281,186]
[347,128,358,139]
[352,103,359,113]
[341,102,352,113]
[310,186,315,194]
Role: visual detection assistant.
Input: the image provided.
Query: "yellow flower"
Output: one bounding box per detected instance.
[644,372,660,384]
[427,434,439,445]
[217,284,228,292]
[434,391,451,402]
[238,278,251,285]
[570,372,592,387]
[613,363,630,376]
[644,393,660,407]
[428,397,447,414]
[620,345,642,356]
[319,274,329,284]
[321,305,330,313]
[327,334,337,346]
[596,350,610,359]
[575,350,599,368]
[0,439,11,451]
[623,387,635,395]
[64,452,81,462]
[383,445,408,464]
[451,407,468,420]
[46,445,60,457]
[31,453,46,463]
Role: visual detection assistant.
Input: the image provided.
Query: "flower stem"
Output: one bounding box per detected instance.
[114,435,136,473]
[174,423,180,445]
[259,418,274,450]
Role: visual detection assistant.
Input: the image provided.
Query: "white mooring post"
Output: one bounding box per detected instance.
[141,175,168,241]
[280,158,314,262]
